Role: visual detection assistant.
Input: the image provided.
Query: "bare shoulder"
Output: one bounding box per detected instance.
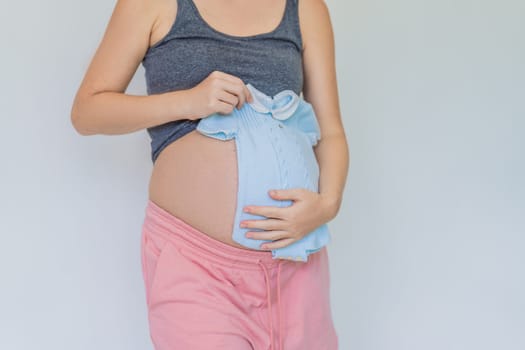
[297,0,333,54]
[73,0,160,99]
[297,0,342,137]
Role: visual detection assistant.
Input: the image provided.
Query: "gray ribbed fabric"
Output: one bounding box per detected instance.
[141,0,304,163]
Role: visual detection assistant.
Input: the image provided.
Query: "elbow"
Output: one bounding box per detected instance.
[70,112,89,136]
[70,96,96,136]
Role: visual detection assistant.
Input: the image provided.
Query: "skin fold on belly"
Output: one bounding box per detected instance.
[148,129,254,250]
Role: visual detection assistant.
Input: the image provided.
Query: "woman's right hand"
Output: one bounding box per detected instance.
[184,70,254,120]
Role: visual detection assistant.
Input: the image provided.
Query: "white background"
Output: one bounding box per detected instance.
[1,0,524,349]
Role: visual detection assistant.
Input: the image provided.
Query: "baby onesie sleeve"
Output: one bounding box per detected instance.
[195,111,239,141]
[283,100,322,146]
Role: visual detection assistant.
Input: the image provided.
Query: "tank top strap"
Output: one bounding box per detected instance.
[178,0,202,23]
[280,0,298,33]
[285,0,303,51]
[173,0,197,28]
[257,0,303,52]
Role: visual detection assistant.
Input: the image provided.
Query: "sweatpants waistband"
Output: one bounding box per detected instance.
[142,199,281,269]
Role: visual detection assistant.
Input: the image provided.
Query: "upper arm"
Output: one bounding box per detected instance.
[299,0,344,138]
[73,0,158,101]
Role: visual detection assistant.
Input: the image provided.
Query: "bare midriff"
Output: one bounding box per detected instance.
[148,129,256,250]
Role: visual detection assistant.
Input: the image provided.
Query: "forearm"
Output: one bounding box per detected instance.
[314,132,350,220]
[71,89,192,136]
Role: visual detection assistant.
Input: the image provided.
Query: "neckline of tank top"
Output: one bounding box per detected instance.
[144,0,299,56]
[187,0,291,41]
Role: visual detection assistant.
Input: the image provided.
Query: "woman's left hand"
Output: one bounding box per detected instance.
[240,188,335,250]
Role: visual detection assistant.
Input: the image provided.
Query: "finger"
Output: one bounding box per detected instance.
[269,188,305,201]
[244,84,254,103]
[217,72,249,98]
[260,237,296,250]
[244,205,288,219]
[218,79,247,108]
[217,88,239,108]
[227,77,251,107]
[215,70,245,85]
[246,229,288,241]
[240,218,284,231]
[215,99,236,115]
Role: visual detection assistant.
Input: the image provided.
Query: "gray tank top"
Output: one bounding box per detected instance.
[141,0,304,163]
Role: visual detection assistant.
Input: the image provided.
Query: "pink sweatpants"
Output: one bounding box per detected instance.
[140,199,339,350]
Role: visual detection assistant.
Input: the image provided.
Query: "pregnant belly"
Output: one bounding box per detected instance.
[148,129,248,249]
[148,83,330,261]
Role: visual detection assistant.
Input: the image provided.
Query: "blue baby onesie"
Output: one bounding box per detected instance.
[195,83,331,262]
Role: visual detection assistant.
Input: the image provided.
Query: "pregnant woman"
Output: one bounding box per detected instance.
[71,0,349,349]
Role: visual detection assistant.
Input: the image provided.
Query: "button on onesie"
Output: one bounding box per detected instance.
[196,83,331,262]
